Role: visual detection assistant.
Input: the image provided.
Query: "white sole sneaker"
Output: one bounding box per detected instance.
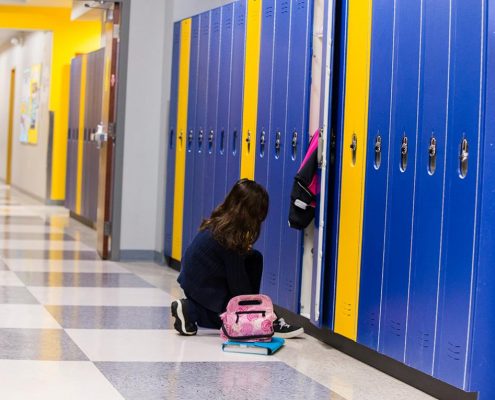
[274,327,305,339]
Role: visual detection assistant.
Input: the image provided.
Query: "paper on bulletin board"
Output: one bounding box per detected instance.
[19,64,42,144]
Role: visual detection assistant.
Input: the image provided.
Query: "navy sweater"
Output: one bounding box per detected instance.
[177,229,255,313]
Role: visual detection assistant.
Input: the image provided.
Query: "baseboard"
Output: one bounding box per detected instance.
[274,305,478,400]
[45,199,64,206]
[69,211,96,229]
[119,250,165,263]
[9,183,46,204]
[168,257,181,272]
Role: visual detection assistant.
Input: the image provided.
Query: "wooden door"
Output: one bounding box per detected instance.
[6,69,15,185]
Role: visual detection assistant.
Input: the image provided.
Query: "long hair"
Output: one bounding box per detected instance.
[200,179,269,253]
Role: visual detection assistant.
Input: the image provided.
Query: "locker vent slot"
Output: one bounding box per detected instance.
[368,312,377,328]
[390,320,402,337]
[237,13,245,26]
[281,1,289,14]
[447,342,462,361]
[192,27,199,39]
[202,24,209,36]
[225,18,232,30]
[213,21,220,33]
[417,331,431,348]
[342,301,352,317]
[297,0,306,10]
[265,6,274,18]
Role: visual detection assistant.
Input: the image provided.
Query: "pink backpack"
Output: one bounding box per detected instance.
[220,294,277,342]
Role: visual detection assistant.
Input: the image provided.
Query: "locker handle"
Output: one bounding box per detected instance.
[178,130,183,148]
[459,138,469,179]
[400,135,408,172]
[350,133,357,166]
[232,129,238,156]
[291,131,298,160]
[246,130,251,153]
[275,131,281,159]
[169,129,174,149]
[330,128,336,166]
[198,129,204,152]
[220,129,225,155]
[187,129,193,151]
[428,136,437,175]
[374,134,382,170]
[259,130,266,157]
[208,130,214,154]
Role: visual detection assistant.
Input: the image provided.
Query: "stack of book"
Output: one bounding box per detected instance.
[222,337,285,355]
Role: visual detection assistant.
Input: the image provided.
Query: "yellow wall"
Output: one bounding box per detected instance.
[0,6,101,201]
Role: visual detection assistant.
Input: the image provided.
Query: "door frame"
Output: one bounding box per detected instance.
[6,68,16,185]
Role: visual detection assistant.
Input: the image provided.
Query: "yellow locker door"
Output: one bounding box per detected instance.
[334,0,373,340]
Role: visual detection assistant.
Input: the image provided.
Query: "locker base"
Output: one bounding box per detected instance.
[168,257,181,272]
[69,211,96,229]
[274,305,478,400]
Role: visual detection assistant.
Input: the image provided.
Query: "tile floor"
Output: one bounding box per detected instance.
[0,185,436,399]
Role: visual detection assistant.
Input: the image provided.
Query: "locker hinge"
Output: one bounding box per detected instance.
[113,24,120,40]
[104,221,112,236]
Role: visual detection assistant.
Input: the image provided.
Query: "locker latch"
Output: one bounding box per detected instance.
[188,129,194,149]
[178,130,184,148]
[208,130,214,153]
[260,130,266,157]
[400,135,408,172]
[275,131,281,158]
[198,129,204,149]
[428,137,437,175]
[246,130,251,153]
[292,131,298,160]
[374,135,382,170]
[350,133,357,166]
[459,137,469,179]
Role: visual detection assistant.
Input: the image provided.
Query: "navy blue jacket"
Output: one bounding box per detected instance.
[177,229,256,313]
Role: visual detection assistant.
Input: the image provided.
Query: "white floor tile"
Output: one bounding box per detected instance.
[0,240,92,251]
[0,305,61,329]
[0,271,24,286]
[66,329,277,362]
[28,287,173,306]
[5,259,129,273]
[0,225,64,234]
[0,361,124,400]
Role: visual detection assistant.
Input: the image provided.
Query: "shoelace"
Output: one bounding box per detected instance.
[277,318,291,329]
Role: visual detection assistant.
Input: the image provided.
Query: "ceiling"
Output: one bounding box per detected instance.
[0,0,72,7]
[0,29,22,48]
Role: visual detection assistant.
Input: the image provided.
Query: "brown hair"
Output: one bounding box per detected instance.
[200,179,269,253]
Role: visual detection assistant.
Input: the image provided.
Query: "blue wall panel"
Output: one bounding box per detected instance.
[182,16,201,255]
[378,0,422,362]
[356,0,395,349]
[204,8,222,217]
[260,0,291,303]
[405,0,450,375]
[226,0,247,191]
[277,0,312,312]
[213,4,234,208]
[434,0,484,388]
[254,0,276,254]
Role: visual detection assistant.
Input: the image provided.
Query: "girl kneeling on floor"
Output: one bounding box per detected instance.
[171,178,304,339]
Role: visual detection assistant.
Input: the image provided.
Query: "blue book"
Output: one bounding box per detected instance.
[222,337,285,355]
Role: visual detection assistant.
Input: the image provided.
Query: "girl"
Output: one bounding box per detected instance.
[171,179,304,339]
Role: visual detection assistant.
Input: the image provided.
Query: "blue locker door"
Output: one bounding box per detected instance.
[226,0,247,191]
[213,4,234,208]
[260,0,291,303]
[164,22,181,258]
[190,12,211,242]
[182,16,201,254]
[357,0,395,349]
[277,0,312,312]
[434,0,484,388]
[405,0,450,375]
[254,0,276,254]
[204,8,222,217]
[378,0,422,361]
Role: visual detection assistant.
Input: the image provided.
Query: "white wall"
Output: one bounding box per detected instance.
[118,0,234,255]
[0,31,52,200]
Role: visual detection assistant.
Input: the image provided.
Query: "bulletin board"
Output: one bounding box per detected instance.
[19,64,42,144]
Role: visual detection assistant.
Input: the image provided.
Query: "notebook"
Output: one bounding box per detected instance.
[222,337,285,355]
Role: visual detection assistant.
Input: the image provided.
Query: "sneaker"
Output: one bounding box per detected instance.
[171,299,198,336]
[273,318,304,339]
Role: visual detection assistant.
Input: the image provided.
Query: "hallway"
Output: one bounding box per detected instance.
[0,184,433,400]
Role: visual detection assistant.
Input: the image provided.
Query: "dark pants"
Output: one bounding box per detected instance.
[185,250,263,329]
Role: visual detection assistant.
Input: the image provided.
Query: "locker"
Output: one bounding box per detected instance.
[171,18,192,261]
[277,0,312,312]
[253,0,276,255]
[164,22,181,258]
[356,0,395,349]
[75,54,88,218]
[240,0,262,180]
[379,0,422,361]
[405,0,450,374]
[182,16,201,254]
[212,4,234,208]
[225,0,246,191]
[434,0,484,388]
[333,0,372,340]
[260,0,292,303]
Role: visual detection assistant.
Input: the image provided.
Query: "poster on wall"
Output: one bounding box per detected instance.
[19,64,42,144]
